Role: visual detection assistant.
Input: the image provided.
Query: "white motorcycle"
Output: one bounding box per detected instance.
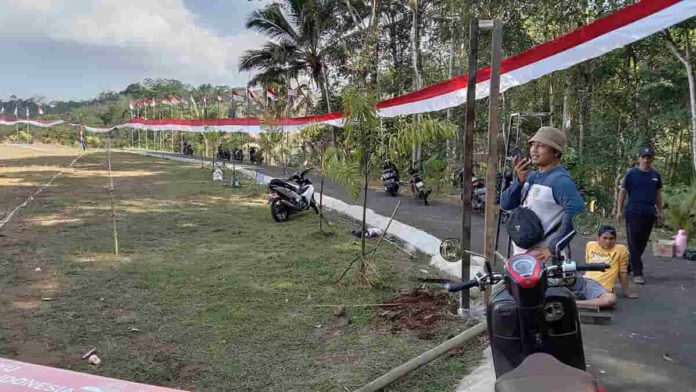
[266,168,318,222]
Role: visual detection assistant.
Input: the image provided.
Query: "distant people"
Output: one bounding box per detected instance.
[79,126,87,150]
[616,147,663,285]
[571,225,638,308]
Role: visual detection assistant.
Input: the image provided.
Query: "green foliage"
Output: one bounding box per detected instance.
[324,147,362,199]
[342,86,380,174]
[424,155,448,192]
[664,185,696,233]
[390,117,456,154]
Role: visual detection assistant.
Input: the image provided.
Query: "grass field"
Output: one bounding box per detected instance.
[0,144,482,392]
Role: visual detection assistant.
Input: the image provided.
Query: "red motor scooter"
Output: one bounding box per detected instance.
[440,229,608,392]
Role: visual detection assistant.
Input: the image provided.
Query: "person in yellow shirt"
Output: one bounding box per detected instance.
[571,225,639,308]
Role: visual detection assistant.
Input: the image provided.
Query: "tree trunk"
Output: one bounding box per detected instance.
[549,80,554,127]
[578,96,585,159]
[562,74,571,131]
[665,33,696,176]
[410,0,422,166]
[612,120,624,219]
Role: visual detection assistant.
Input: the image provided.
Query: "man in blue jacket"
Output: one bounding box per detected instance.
[501,127,585,260]
[616,147,663,285]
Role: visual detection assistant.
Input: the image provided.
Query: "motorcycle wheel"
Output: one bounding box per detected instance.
[421,191,429,205]
[387,187,398,197]
[271,199,289,222]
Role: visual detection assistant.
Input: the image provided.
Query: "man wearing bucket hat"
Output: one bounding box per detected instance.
[501,126,585,260]
[616,146,663,285]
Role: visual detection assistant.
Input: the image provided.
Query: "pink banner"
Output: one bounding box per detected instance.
[0,357,187,392]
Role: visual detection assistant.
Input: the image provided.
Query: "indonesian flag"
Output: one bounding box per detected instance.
[216,94,223,103]
[161,97,172,106]
[150,98,156,108]
[129,101,135,110]
[266,88,277,101]
[287,85,298,98]
[170,96,180,105]
[14,105,18,117]
[37,105,43,115]
[232,90,244,102]
[247,88,257,100]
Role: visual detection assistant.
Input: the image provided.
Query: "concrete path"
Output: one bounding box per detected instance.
[133,150,696,392]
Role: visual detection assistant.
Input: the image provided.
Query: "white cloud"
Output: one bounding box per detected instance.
[0,0,266,85]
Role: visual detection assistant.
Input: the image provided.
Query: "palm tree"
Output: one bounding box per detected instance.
[239,0,336,113]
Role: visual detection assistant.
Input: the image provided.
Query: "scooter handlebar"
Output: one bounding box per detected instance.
[445,279,479,292]
[575,263,610,272]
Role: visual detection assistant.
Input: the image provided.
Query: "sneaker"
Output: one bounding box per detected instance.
[633,276,645,285]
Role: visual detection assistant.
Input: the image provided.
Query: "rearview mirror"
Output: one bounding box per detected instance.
[572,211,600,236]
[439,238,463,262]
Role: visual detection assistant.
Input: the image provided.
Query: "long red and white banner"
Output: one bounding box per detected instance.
[2,0,693,134]
[0,118,65,128]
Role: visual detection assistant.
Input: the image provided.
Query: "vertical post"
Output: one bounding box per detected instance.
[483,20,503,304]
[107,139,119,255]
[460,17,478,315]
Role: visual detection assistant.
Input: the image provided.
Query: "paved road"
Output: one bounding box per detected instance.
[144,151,696,391]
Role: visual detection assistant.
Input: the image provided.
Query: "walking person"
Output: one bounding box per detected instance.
[79,125,87,150]
[616,147,663,285]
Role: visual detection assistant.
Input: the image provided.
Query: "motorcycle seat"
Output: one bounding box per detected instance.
[494,353,597,392]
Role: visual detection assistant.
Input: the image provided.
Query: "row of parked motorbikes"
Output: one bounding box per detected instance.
[381,160,432,205]
[380,159,512,210]
[215,145,263,165]
[180,141,265,165]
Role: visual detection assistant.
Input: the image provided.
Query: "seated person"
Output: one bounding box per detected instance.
[571,225,639,308]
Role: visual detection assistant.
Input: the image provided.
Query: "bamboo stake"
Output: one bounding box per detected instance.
[107,139,119,255]
[353,322,486,392]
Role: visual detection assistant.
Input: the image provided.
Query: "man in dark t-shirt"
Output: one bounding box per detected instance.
[616,147,663,285]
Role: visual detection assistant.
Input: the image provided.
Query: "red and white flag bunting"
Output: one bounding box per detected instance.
[0,117,64,127]
[2,1,690,135]
[266,88,277,101]
[232,91,245,102]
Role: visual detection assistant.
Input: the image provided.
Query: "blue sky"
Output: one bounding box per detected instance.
[0,0,272,102]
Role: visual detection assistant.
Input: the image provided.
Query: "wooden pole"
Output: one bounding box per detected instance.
[353,322,486,392]
[107,139,119,255]
[459,17,478,315]
[483,20,503,305]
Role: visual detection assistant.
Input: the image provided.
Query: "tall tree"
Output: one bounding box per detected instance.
[239,0,337,113]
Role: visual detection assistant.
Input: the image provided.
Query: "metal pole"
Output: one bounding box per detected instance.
[482,19,503,305]
[459,17,478,315]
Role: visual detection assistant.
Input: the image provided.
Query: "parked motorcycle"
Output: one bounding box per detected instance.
[439,229,608,392]
[267,168,318,222]
[471,177,486,212]
[407,166,431,205]
[381,160,400,197]
[217,145,231,161]
[458,170,512,215]
[250,147,263,165]
[233,148,244,162]
[183,141,194,156]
